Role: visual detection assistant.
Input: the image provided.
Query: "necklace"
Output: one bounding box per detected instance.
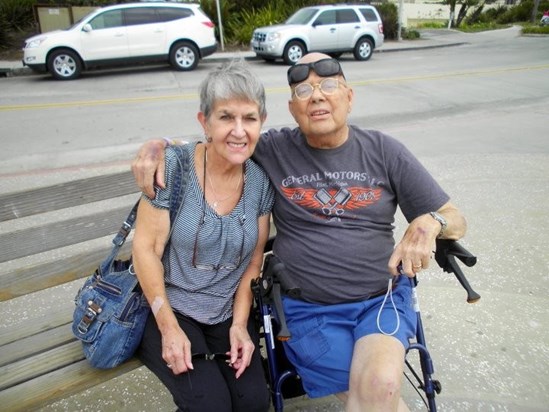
[204,148,243,210]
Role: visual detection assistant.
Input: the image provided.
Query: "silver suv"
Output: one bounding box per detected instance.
[23,2,217,80]
[251,4,384,65]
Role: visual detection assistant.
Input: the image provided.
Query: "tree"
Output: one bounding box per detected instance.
[446,0,482,27]
[531,0,541,22]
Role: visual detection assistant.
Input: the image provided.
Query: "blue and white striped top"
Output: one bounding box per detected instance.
[145,142,274,324]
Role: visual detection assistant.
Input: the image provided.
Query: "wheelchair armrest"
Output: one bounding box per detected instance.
[435,239,481,303]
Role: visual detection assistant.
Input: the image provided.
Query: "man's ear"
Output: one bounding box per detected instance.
[348,87,354,111]
[288,99,296,121]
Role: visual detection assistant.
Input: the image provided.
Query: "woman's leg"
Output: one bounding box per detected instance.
[137,313,232,412]
[205,317,271,412]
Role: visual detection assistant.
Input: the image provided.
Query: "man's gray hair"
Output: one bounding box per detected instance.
[199,59,266,119]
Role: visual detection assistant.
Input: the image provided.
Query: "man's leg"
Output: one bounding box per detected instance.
[346,333,409,412]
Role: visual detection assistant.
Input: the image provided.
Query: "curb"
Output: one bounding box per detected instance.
[0,41,467,78]
[375,41,467,53]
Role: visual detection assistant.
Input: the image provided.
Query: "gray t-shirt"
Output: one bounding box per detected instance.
[146,142,274,324]
[253,125,449,304]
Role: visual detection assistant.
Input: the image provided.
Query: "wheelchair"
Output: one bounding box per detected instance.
[251,238,479,412]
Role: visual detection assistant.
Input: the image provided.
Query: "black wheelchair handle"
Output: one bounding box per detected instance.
[258,254,301,341]
[439,239,477,267]
[435,239,481,303]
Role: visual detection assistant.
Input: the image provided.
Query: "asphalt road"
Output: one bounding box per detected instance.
[1,28,548,411]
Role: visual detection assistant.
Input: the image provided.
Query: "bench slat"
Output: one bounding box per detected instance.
[0,323,74,367]
[0,340,86,391]
[0,242,132,301]
[0,358,142,412]
[0,205,134,263]
[0,305,72,347]
[0,171,137,222]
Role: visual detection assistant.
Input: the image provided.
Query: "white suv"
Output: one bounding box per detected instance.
[251,4,384,65]
[23,2,217,80]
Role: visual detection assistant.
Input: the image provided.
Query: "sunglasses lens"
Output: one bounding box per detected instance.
[288,64,309,84]
[288,59,342,84]
[315,59,341,77]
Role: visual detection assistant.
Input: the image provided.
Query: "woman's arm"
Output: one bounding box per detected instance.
[229,213,271,378]
[132,199,194,374]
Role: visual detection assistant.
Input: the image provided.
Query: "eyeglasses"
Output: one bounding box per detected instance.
[293,78,342,100]
[192,353,231,363]
[287,58,344,85]
[192,217,245,271]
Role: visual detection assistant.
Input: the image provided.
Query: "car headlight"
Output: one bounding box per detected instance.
[25,37,47,49]
[266,32,280,42]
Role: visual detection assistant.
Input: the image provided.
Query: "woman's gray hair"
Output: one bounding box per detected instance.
[199,59,266,119]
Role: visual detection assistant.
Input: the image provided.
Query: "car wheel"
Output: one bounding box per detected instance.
[47,49,82,80]
[353,37,374,61]
[170,41,199,71]
[283,41,306,65]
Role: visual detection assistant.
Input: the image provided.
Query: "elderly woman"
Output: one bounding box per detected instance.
[132,60,273,412]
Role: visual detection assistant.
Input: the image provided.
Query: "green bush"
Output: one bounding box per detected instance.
[402,28,421,39]
[0,13,9,50]
[416,21,447,29]
[376,2,399,40]
[459,21,505,32]
[0,0,36,31]
[522,24,549,33]
[462,0,549,27]
[219,0,315,46]
[225,4,287,45]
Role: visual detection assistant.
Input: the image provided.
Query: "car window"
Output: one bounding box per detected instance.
[337,9,360,24]
[359,8,379,22]
[157,7,194,22]
[313,10,336,26]
[286,8,318,24]
[89,10,123,30]
[124,8,158,26]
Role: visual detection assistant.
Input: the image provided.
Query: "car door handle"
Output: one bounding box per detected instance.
[114,33,124,37]
[330,28,336,32]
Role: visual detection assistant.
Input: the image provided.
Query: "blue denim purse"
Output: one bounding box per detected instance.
[72,145,190,369]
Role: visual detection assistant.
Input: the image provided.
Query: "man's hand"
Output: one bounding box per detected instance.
[229,324,255,379]
[131,139,167,198]
[388,213,439,277]
[388,202,466,277]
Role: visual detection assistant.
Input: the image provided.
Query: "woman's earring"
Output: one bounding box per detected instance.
[205,135,212,143]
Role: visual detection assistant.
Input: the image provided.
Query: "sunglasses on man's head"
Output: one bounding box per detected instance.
[287,58,344,85]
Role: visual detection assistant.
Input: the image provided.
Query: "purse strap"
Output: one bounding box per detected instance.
[110,143,191,249]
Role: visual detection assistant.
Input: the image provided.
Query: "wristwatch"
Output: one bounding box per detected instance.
[429,212,447,238]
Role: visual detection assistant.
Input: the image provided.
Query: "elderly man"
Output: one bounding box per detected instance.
[132,53,467,411]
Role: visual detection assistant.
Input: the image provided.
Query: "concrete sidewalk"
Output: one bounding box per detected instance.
[0,29,469,78]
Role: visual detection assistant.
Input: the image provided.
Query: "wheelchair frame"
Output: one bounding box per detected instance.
[252,238,479,412]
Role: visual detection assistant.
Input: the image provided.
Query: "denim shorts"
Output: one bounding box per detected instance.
[281,277,417,398]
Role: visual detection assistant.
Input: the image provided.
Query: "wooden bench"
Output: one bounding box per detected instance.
[0,171,145,411]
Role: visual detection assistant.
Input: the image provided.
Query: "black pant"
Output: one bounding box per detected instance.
[137,312,270,412]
